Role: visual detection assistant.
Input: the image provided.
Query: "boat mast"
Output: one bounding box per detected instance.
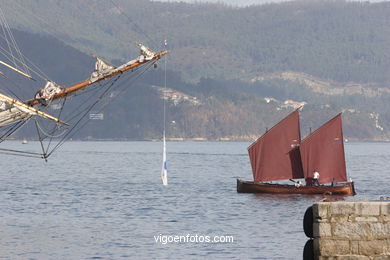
[0,60,34,80]
[0,92,66,125]
[27,49,168,106]
[161,38,168,185]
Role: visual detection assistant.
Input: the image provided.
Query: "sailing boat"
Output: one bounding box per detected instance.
[237,110,356,196]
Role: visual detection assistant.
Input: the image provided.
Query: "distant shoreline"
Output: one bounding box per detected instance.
[6,137,390,142]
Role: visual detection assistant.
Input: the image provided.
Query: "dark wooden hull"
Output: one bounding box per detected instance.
[237,179,356,196]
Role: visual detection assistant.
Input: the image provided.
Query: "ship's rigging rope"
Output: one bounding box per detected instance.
[0,7,29,75]
[0,34,53,82]
[0,1,165,159]
[42,76,123,158]
[1,0,162,84]
[108,0,159,50]
[0,119,44,158]
[4,0,76,49]
[34,119,67,139]
[0,119,29,143]
[0,59,157,159]
[6,0,160,59]
[38,59,158,159]
[0,147,44,158]
[163,45,167,136]
[1,81,23,100]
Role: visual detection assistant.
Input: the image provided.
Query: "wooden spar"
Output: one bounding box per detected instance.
[27,50,168,106]
[0,60,34,80]
[0,92,67,125]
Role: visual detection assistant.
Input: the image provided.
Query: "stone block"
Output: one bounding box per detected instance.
[333,222,370,239]
[368,223,390,239]
[356,202,381,216]
[329,256,371,260]
[313,238,320,258]
[330,215,349,223]
[329,202,355,215]
[372,256,390,260]
[335,257,370,260]
[351,240,359,255]
[319,257,338,260]
[318,239,350,256]
[355,216,379,222]
[314,222,332,238]
[314,202,329,221]
[381,203,390,216]
[358,240,387,256]
[309,201,390,259]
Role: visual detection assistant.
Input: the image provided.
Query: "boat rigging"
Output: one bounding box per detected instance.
[161,38,168,186]
[0,4,168,160]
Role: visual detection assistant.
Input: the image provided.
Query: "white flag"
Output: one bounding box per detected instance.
[161,132,168,185]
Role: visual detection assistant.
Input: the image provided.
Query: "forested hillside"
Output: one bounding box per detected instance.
[1,0,390,140]
[2,0,389,84]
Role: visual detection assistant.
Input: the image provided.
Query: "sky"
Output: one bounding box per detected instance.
[155,0,389,6]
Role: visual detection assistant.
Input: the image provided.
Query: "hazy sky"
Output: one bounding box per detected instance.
[155,0,389,6]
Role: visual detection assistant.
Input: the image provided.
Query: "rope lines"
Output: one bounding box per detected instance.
[0,6,29,75]
[37,59,158,159]
[163,43,167,136]
[108,0,159,50]
[0,1,166,160]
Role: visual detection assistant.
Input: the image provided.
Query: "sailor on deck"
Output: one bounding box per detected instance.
[313,171,320,186]
[295,181,303,188]
[35,88,47,106]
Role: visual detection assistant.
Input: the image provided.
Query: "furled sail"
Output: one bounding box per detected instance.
[0,38,167,159]
[0,10,172,159]
[27,45,168,107]
[89,57,116,83]
[299,113,347,184]
[136,42,155,62]
[0,92,66,127]
[0,107,32,127]
[248,109,303,182]
[35,80,62,102]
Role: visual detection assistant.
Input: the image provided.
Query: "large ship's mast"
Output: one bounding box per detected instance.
[28,48,168,106]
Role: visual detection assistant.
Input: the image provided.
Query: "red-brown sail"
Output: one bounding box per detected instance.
[299,113,347,184]
[248,109,303,182]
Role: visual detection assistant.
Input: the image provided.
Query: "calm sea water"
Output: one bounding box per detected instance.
[0,141,388,260]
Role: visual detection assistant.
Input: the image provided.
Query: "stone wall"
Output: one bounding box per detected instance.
[312,201,390,260]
